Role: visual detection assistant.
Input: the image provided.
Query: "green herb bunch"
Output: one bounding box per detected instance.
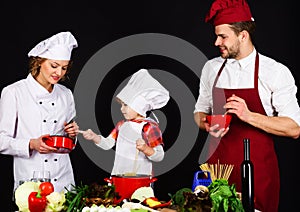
[208,179,244,212]
[64,182,89,212]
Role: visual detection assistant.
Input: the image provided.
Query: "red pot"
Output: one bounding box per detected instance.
[104,175,157,203]
[42,135,75,153]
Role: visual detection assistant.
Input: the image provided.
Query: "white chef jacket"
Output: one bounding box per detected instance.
[96,119,164,176]
[194,49,300,126]
[0,74,76,192]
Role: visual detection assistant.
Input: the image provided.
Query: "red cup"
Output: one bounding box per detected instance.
[206,114,232,130]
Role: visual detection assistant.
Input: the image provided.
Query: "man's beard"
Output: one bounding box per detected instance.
[226,43,240,59]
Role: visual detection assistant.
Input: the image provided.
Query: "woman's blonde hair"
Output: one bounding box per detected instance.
[28,56,73,81]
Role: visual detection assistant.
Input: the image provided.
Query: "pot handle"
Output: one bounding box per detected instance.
[104,177,112,184]
[71,138,76,148]
[42,135,52,143]
[150,177,158,183]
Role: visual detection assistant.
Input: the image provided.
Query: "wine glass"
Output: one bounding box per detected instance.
[31,170,51,182]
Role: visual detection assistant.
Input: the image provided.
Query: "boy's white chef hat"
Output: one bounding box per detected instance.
[28,31,78,60]
[116,69,170,117]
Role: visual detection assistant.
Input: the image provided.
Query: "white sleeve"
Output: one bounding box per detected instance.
[95,135,116,150]
[269,63,300,125]
[194,61,214,114]
[147,145,164,162]
[0,87,30,157]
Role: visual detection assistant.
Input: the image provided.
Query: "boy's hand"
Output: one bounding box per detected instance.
[78,129,100,144]
[136,138,147,151]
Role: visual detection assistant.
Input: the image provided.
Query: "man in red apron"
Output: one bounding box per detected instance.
[194,0,300,211]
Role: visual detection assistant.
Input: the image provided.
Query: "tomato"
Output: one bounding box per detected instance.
[39,181,54,196]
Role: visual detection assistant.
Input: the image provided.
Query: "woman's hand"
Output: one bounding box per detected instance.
[64,121,79,138]
[29,134,57,154]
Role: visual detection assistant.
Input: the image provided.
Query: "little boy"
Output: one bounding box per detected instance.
[80,69,170,176]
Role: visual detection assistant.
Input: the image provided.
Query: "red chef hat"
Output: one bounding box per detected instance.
[205,0,254,26]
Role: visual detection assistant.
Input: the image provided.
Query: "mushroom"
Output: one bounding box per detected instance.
[194,185,209,199]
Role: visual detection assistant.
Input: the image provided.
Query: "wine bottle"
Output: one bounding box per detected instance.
[241,138,254,212]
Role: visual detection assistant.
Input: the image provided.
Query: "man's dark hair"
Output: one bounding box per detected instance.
[229,21,256,43]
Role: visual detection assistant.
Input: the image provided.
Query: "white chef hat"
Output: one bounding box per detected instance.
[116,69,170,117]
[27,31,78,60]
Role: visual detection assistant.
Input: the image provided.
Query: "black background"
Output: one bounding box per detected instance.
[1,1,299,211]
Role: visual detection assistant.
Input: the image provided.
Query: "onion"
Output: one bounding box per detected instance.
[15,181,39,211]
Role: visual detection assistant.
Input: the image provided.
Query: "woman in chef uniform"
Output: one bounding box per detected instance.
[193,0,300,211]
[80,69,170,177]
[0,31,79,194]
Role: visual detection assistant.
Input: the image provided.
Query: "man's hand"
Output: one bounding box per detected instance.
[224,94,251,122]
[202,116,230,138]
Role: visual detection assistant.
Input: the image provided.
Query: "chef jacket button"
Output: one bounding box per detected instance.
[43,120,46,123]
[54,178,57,182]
[54,158,58,162]
[44,159,48,162]
[54,120,57,123]
[52,103,55,106]
[39,102,42,104]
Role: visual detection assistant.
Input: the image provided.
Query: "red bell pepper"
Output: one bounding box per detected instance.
[28,190,47,212]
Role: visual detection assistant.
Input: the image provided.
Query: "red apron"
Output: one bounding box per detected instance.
[207,53,280,212]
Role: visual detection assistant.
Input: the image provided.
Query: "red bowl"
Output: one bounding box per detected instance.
[206,114,232,130]
[42,135,75,153]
